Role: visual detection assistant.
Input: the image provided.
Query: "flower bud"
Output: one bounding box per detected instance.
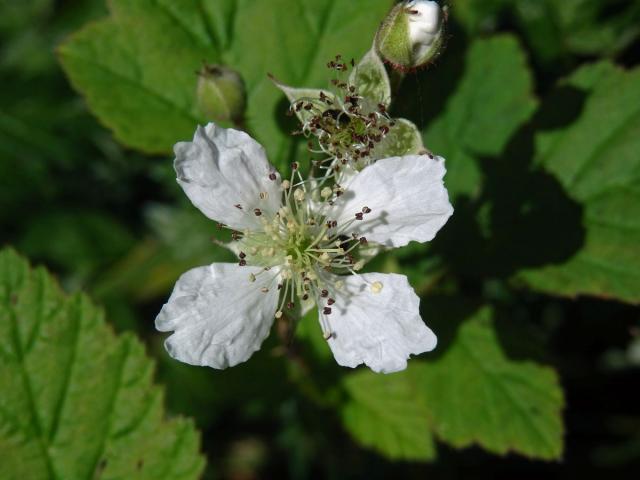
[196,64,247,123]
[375,0,446,71]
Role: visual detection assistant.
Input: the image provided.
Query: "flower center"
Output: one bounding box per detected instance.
[290,56,396,176]
[227,167,374,335]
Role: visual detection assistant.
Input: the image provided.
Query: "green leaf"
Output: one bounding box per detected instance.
[514,0,640,62]
[518,62,640,303]
[421,35,537,199]
[417,305,564,460]
[0,248,205,479]
[341,369,436,461]
[59,0,394,162]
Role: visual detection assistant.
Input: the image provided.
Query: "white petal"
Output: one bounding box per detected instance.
[174,123,282,230]
[331,154,453,247]
[155,263,280,369]
[319,272,436,373]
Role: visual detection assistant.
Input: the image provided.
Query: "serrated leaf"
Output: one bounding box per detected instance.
[342,369,436,461]
[0,248,205,479]
[417,305,564,460]
[59,0,394,163]
[518,62,640,303]
[421,35,537,199]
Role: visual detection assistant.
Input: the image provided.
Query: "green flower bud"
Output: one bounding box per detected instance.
[196,64,247,123]
[375,0,446,71]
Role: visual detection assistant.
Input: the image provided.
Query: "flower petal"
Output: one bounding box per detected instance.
[174,123,282,230]
[156,263,280,369]
[332,154,453,247]
[319,272,436,373]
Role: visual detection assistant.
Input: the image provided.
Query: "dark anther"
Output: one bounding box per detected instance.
[359,237,368,245]
[355,212,364,220]
[239,252,246,259]
[362,206,372,214]
[254,208,262,216]
[291,162,299,170]
[234,204,242,210]
[321,289,329,298]
[323,307,332,315]
[302,294,309,300]
[428,153,434,159]
[231,231,241,241]
[269,172,277,181]
[216,223,225,229]
[327,298,335,306]
[304,103,313,110]
[277,284,283,290]
[239,259,247,266]
[287,301,295,309]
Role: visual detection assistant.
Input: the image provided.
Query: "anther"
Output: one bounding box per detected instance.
[324,331,334,340]
[234,204,243,210]
[359,237,368,245]
[293,188,305,202]
[327,298,335,306]
[239,252,246,259]
[291,162,299,170]
[323,307,332,315]
[362,206,372,214]
[261,287,269,293]
[371,281,383,294]
[287,301,295,309]
[355,212,364,220]
[254,208,262,216]
[239,259,247,266]
[259,192,269,200]
[268,172,277,181]
[321,289,329,298]
[275,311,283,319]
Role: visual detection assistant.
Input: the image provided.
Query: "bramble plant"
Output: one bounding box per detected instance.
[2,0,640,478]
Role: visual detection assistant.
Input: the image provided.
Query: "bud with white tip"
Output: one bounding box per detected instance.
[197,64,247,124]
[375,0,446,71]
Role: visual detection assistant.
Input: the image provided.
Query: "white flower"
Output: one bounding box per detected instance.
[155,123,453,374]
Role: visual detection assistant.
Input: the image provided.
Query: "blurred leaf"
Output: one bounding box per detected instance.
[514,0,640,63]
[58,0,393,165]
[451,0,510,34]
[18,210,135,286]
[341,370,436,462]
[93,205,235,301]
[0,248,205,479]
[519,62,640,303]
[418,305,564,460]
[422,35,537,200]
